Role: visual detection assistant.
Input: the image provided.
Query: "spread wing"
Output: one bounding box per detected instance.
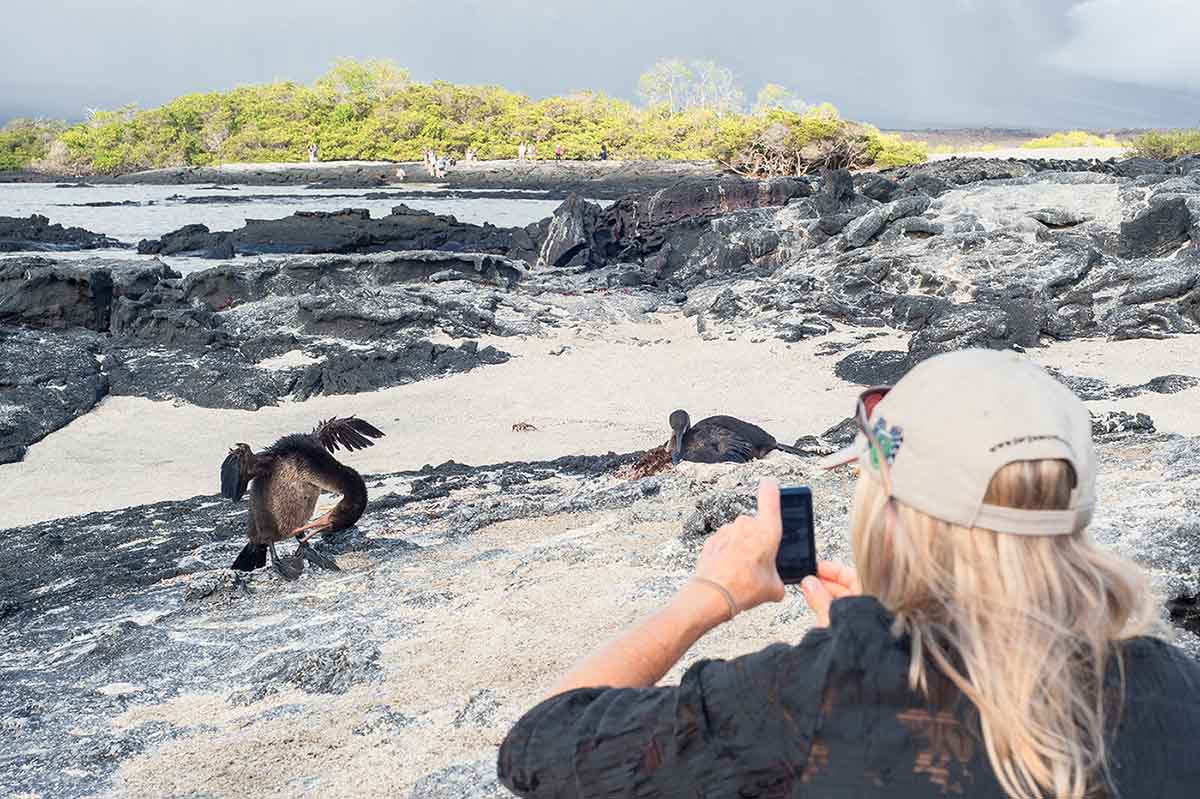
[312,416,386,453]
[220,448,250,501]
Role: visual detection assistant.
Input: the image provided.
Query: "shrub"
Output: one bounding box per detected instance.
[720,108,927,177]
[1129,130,1200,159]
[1022,130,1126,149]
[24,59,929,175]
[865,129,928,167]
[0,119,66,170]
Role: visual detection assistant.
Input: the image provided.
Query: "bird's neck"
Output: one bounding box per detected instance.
[328,465,368,532]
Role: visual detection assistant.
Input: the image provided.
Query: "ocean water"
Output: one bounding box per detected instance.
[0,183,568,274]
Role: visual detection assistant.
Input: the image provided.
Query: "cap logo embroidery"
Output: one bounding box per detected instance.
[988,434,1068,453]
[868,417,904,468]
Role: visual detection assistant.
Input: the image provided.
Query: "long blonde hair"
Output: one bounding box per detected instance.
[850,459,1158,799]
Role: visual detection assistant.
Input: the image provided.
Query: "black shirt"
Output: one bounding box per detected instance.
[498,596,1200,798]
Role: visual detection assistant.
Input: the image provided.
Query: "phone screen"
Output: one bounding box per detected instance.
[777,486,817,584]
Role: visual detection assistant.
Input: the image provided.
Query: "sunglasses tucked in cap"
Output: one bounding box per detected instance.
[819,348,1095,537]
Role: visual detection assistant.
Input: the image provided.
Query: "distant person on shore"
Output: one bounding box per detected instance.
[555,143,563,161]
[308,142,319,163]
[599,143,608,161]
[518,142,527,162]
[394,166,406,181]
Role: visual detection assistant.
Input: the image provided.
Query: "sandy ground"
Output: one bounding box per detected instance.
[3,314,1198,529]
[929,146,1128,161]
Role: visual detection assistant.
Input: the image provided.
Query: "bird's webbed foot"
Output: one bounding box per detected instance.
[297,540,341,571]
[269,542,305,580]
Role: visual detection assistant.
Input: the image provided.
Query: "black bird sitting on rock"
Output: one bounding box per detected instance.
[220,416,385,579]
[668,409,803,465]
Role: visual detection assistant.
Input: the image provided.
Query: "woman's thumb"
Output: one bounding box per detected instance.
[801,576,833,628]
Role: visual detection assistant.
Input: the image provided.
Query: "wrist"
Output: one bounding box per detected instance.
[671,579,734,633]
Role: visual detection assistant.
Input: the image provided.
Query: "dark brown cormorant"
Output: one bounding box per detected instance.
[220,416,385,579]
[668,409,803,465]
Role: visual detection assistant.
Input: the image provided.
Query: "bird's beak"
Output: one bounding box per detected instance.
[671,430,684,465]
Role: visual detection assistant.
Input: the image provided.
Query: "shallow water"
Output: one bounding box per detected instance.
[0,183,567,274]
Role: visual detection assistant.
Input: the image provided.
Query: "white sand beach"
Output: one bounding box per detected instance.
[4,314,1197,529]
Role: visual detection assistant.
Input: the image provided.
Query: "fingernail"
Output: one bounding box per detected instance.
[801,577,818,592]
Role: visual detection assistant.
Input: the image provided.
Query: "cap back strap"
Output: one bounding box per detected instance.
[971,503,1093,536]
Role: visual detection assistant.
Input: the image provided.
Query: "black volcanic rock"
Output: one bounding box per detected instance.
[0,258,177,331]
[137,222,225,256]
[138,205,541,261]
[0,326,108,463]
[0,214,124,252]
[291,340,510,400]
[1117,198,1194,259]
[538,194,599,267]
[103,345,287,411]
[834,349,909,385]
[1112,157,1171,178]
[1092,410,1156,438]
[109,296,229,348]
[856,174,900,203]
[883,157,1037,186]
[535,177,811,276]
[0,259,112,329]
[814,168,860,215]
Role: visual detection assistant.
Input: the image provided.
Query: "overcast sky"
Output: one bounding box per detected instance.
[3,0,1198,129]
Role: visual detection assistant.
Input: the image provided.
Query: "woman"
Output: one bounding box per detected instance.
[498,349,1200,798]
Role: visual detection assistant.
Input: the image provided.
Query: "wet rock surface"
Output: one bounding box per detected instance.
[138,205,542,262]
[2,429,1198,797]
[0,213,125,252]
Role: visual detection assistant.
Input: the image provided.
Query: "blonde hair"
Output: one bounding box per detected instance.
[850,460,1158,799]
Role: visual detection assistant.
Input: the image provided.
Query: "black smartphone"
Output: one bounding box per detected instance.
[777,486,817,584]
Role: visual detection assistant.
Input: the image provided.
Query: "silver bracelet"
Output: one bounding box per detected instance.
[691,577,739,622]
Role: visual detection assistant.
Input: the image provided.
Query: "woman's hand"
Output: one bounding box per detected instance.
[691,478,787,616]
[545,479,794,697]
[800,561,861,627]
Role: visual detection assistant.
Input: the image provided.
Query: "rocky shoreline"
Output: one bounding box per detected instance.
[2,152,1199,797]
[7,152,1196,197]
[3,156,1198,463]
[0,159,731,200]
[3,154,1197,461]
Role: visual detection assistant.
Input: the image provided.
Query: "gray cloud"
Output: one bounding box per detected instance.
[2,0,1198,129]
[1051,0,1200,90]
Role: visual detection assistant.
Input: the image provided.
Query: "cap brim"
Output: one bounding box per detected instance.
[817,444,859,471]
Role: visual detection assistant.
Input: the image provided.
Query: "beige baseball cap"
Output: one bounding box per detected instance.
[819,348,1095,536]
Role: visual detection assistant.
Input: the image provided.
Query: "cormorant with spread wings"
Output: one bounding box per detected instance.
[220,416,385,579]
